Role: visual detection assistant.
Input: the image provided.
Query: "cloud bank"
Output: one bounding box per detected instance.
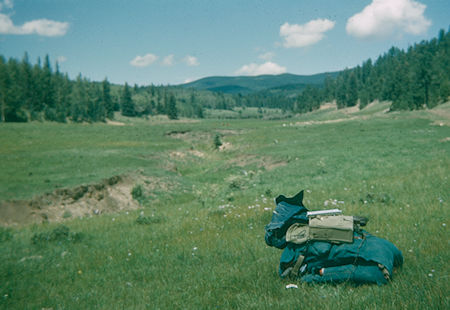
[130,54,158,67]
[280,18,335,48]
[130,54,200,68]
[235,61,286,76]
[0,14,69,36]
[0,2,69,37]
[346,0,431,39]
[162,54,175,66]
[183,55,199,66]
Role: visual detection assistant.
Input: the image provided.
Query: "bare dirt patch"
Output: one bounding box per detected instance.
[106,120,126,126]
[320,102,337,110]
[170,150,206,159]
[219,142,233,151]
[0,174,172,226]
[293,117,359,126]
[228,154,288,171]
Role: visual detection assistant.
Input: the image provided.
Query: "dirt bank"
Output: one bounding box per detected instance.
[0,175,143,226]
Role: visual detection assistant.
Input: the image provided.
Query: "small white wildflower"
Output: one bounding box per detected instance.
[140,211,144,215]
[443,223,447,227]
[307,189,311,193]
[193,247,198,251]
[428,273,433,277]
[264,207,271,211]
[408,249,413,253]
[431,269,435,273]
[128,252,132,256]
[112,218,115,221]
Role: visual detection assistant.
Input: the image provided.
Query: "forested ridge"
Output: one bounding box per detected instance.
[0,28,448,123]
[296,28,450,113]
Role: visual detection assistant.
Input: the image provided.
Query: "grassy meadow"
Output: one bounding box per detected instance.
[0,102,449,309]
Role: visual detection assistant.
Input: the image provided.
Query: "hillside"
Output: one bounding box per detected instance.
[180,72,339,94]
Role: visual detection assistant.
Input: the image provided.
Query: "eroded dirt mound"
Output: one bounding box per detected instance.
[0,175,143,226]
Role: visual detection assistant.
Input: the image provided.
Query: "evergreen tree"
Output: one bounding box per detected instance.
[0,56,7,122]
[346,72,358,107]
[102,78,114,119]
[5,58,27,121]
[53,63,71,122]
[121,83,136,117]
[167,94,178,120]
[70,74,88,122]
[42,55,56,120]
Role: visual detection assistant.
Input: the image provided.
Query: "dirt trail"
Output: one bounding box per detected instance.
[0,175,144,226]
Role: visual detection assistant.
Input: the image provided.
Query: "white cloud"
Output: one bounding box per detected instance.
[280,19,335,48]
[258,52,275,61]
[184,55,199,66]
[130,53,158,67]
[0,1,69,37]
[346,0,431,39]
[21,19,69,36]
[162,54,175,66]
[235,61,287,76]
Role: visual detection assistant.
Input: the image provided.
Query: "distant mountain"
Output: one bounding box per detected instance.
[180,72,339,94]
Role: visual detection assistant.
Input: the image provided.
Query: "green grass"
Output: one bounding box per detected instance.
[1,102,449,309]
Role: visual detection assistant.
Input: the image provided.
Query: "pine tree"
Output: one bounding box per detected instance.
[70,74,88,122]
[102,78,114,119]
[0,56,7,122]
[167,94,178,120]
[5,58,27,121]
[346,72,358,107]
[121,83,136,117]
[42,55,56,120]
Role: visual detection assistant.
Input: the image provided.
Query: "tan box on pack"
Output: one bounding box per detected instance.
[286,215,354,245]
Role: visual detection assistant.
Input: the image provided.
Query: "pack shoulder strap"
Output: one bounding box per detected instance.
[290,255,305,278]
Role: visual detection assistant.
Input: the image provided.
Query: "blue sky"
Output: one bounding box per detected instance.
[0,0,449,85]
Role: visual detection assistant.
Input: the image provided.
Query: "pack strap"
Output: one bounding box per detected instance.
[290,255,305,278]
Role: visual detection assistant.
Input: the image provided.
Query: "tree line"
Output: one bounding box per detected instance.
[0,28,448,122]
[0,53,187,123]
[295,28,450,113]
